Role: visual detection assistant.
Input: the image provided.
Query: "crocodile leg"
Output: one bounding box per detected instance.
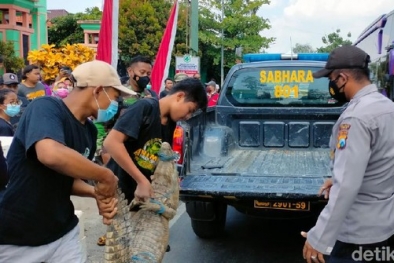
[139,201,177,220]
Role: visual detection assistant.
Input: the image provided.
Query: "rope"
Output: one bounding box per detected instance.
[131,251,156,262]
[149,199,166,215]
[157,151,179,162]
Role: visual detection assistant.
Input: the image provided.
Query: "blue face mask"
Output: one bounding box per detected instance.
[94,89,119,123]
[146,84,152,90]
[4,104,21,117]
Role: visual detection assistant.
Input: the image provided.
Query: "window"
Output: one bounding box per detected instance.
[383,13,394,50]
[225,66,345,107]
[22,34,29,64]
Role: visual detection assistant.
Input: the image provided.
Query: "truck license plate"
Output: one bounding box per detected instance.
[254,200,310,211]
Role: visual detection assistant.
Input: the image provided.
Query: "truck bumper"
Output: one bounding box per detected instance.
[180,174,327,199]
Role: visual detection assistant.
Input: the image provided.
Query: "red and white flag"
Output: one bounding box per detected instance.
[151,1,179,94]
[96,0,119,68]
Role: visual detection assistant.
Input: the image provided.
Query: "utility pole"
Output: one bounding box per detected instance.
[220,0,224,88]
[185,0,189,51]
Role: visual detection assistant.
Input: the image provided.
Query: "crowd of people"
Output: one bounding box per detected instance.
[0,56,208,262]
[2,46,394,263]
[0,61,219,140]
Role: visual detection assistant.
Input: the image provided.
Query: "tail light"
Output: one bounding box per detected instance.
[172,125,184,164]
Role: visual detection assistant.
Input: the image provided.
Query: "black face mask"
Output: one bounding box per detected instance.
[328,76,348,103]
[133,73,150,90]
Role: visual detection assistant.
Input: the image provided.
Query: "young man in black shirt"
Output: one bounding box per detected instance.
[104,78,207,203]
[104,80,206,253]
[0,60,136,263]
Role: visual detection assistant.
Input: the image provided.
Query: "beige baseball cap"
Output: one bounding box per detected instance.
[72,60,137,97]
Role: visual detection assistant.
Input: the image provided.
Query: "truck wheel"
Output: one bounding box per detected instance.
[190,202,227,239]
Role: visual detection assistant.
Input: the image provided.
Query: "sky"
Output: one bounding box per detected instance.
[47,0,393,53]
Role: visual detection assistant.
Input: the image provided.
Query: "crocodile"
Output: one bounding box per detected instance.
[104,142,180,263]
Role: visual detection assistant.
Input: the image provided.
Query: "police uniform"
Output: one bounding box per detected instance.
[307,46,394,261]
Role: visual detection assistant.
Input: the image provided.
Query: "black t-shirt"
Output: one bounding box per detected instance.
[0,118,14,136]
[0,97,97,246]
[107,98,163,202]
[0,146,7,189]
[160,89,169,99]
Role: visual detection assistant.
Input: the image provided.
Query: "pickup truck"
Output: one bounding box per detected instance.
[172,53,345,239]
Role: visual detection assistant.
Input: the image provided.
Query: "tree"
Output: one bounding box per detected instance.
[118,0,171,62]
[317,29,352,53]
[293,43,315,53]
[198,0,274,81]
[0,41,25,73]
[48,7,102,47]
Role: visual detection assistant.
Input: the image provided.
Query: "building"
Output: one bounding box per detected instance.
[77,20,100,55]
[0,0,47,63]
[47,9,68,21]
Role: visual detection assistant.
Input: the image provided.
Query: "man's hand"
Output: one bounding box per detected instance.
[134,179,154,202]
[318,179,333,199]
[94,170,118,199]
[96,196,118,225]
[301,231,325,263]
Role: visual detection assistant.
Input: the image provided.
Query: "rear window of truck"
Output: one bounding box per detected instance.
[225,66,345,107]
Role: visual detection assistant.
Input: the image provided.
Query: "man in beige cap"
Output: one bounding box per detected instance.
[0,60,136,263]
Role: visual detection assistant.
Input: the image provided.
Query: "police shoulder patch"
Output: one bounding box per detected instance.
[337,123,351,149]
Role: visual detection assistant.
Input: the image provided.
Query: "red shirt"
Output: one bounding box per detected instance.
[207,93,219,107]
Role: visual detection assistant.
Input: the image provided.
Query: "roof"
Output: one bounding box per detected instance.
[47,9,69,21]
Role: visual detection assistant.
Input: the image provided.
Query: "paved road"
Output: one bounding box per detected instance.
[163,204,321,263]
[72,197,326,263]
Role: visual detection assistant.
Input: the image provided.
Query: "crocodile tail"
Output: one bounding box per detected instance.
[104,187,132,263]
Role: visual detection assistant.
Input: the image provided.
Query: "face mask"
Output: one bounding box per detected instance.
[54,88,69,99]
[4,104,21,117]
[133,73,150,90]
[146,84,152,90]
[328,76,348,103]
[95,89,119,123]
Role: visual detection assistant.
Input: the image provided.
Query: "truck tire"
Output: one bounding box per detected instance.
[189,202,227,239]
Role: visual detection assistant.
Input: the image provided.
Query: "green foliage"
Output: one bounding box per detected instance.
[48,7,102,47]
[198,0,274,79]
[47,1,275,81]
[172,3,189,58]
[293,43,315,53]
[118,0,171,63]
[317,29,352,53]
[0,41,25,73]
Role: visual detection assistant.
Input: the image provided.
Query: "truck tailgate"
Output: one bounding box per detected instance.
[181,149,331,198]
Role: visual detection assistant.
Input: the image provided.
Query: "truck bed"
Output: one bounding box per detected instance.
[190,149,331,177]
[181,149,331,198]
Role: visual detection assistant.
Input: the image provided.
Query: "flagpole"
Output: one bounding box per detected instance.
[220,0,224,88]
[111,0,119,68]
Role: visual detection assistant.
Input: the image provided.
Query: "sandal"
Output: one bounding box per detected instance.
[97,235,106,246]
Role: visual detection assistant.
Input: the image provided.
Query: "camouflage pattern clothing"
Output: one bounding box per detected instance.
[94,80,156,158]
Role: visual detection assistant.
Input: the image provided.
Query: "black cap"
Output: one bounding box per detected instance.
[313,46,371,78]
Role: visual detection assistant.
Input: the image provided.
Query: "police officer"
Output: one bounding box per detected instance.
[302,46,394,263]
